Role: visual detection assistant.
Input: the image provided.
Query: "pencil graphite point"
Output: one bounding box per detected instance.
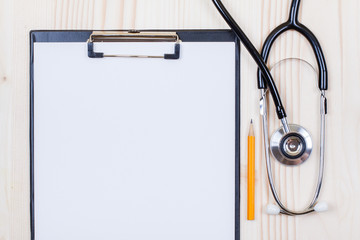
[249,119,254,136]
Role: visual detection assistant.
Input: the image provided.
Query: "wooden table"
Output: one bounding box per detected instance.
[1,0,359,239]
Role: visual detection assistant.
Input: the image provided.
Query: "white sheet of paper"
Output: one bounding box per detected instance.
[34,41,236,240]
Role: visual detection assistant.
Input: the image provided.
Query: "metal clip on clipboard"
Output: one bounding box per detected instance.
[87,31,181,59]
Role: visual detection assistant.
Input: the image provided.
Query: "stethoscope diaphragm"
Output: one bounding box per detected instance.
[270,124,313,166]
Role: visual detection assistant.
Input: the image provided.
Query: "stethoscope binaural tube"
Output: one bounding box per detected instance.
[260,87,328,216]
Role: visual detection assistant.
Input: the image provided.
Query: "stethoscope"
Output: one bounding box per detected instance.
[212,0,328,215]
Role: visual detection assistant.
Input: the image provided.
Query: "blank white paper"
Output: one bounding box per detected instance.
[33,41,236,240]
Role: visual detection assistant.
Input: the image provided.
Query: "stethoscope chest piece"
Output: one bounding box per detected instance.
[270,124,313,166]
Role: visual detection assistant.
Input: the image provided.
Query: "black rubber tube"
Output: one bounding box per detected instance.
[257,0,328,90]
[212,0,287,119]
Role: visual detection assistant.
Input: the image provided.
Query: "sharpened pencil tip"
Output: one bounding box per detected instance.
[249,119,254,136]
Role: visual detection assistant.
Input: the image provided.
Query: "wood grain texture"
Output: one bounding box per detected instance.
[0,0,359,239]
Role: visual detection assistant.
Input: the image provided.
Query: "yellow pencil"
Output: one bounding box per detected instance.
[247,119,255,220]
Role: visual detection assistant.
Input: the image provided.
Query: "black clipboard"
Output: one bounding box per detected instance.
[30,30,240,240]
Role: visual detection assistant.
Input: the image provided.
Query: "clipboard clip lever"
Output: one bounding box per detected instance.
[87,31,181,60]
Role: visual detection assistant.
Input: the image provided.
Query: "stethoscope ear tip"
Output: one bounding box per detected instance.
[266,202,328,215]
[314,201,328,212]
[266,204,281,215]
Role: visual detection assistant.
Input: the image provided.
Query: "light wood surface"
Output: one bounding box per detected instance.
[0,0,359,239]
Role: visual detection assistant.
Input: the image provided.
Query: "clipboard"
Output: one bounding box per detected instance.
[30,30,240,240]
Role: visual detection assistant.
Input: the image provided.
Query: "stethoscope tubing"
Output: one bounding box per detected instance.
[257,0,328,91]
[211,0,288,121]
